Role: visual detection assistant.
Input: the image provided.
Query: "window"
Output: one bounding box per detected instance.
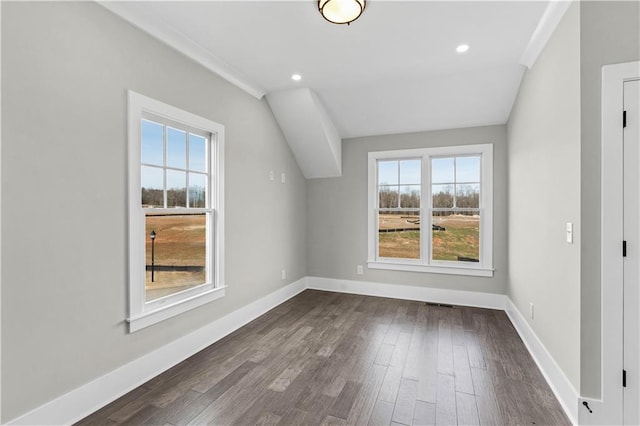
[368,144,493,277]
[128,91,225,332]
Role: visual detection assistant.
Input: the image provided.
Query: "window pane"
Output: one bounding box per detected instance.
[189,134,207,172]
[167,170,186,207]
[399,159,420,184]
[400,185,420,208]
[432,184,454,208]
[167,127,187,169]
[379,185,399,208]
[432,157,454,184]
[189,173,207,208]
[456,183,480,208]
[378,161,398,185]
[456,156,481,182]
[141,166,164,207]
[145,213,207,302]
[141,120,163,166]
[378,210,420,259]
[432,211,480,262]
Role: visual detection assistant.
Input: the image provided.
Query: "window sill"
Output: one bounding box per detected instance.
[367,261,494,277]
[128,285,226,332]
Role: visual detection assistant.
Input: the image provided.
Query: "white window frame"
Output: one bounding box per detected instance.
[127,91,225,332]
[367,144,493,277]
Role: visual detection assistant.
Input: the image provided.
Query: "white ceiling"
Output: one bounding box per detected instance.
[103,1,567,139]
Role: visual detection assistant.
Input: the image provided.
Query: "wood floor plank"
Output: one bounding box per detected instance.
[187,335,319,424]
[378,332,412,403]
[324,375,347,398]
[375,343,395,366]
[403,304,428,381]
[453,344,475,395]
[413,400,436,426]
[434,373,456,426]
[437,316,454,376]
[117,404,157,426]
[321,415,347,426]
[255,411,281,425]
[141,390,202,426]
[76,291,570,426]
[464,330,486,369]
[328,380,362,419]
[415,306,439,403]
[346,364,387,425]
[277,407,308,425]
[391,378,418,425]
[470,367,503,426]
[455,391,480,426]
[296,393,336,425]
[74,386,150,426]
[451,308,466,346]
[368,400,395,426]
[488,360,522,425]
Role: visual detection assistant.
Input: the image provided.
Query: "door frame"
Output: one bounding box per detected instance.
[591,60,640,425]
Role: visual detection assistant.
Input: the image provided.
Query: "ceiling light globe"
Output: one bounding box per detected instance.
[319,0,365,25]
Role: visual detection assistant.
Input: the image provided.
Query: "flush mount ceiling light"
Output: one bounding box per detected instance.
[318,0,365,25]
[291,74,302,81]
[456,44,470,53]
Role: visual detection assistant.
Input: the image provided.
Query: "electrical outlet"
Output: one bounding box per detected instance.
[281,269,286,280]
[281,172,286,183]
[357,265,364,275]
[566,222,573,243]
[530,302,534,320]
[269,170,275,181]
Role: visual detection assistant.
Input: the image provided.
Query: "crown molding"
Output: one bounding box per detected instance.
[519,0,574,69]
[98,2,267,99]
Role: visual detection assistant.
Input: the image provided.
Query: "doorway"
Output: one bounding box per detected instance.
[595,61,640,426]
[623,78,640,425]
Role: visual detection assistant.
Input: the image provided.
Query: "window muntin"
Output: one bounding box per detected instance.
[128,91,225,332]
[368,144,493,276]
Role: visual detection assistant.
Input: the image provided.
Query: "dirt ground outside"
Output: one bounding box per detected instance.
[378,213,479,261]
[145,214,206,301]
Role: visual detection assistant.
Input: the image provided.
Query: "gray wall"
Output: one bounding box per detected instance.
[507,3,581,391]
[1,2,306,421]
[580,1,640,398]
[307,125,508,295]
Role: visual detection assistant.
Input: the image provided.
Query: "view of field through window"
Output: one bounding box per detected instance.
[431,155,480,262]
[377,159,421,259]
[141,119,210,302]
[377,155,481,262]
[145,214,206,301]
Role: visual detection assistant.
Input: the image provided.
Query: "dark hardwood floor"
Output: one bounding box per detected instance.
[76,290,571,425]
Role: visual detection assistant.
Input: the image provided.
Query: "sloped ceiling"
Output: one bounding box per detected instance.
[101,0,571,177]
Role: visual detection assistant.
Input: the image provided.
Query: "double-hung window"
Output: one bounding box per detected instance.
[127,91,225,332]
[367,144,493,277]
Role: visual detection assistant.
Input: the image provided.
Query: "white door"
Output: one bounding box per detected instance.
[624,78,640,425]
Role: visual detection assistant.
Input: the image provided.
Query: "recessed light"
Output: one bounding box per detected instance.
[456,44,470,53]
[291,74,302,81]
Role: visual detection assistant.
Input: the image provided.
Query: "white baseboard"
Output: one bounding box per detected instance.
[306,276,508,310]
[505,298,579,425]
[7,277,578,426]
[7,278,307,425]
